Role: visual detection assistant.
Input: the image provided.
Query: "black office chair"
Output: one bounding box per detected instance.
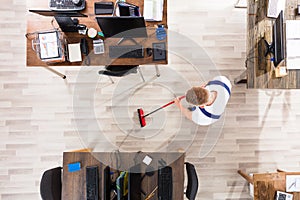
[40,167,62,200]
[185,162,199,200]
[98,65,145,83]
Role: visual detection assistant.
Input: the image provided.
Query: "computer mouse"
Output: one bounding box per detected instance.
[146,48,152,57]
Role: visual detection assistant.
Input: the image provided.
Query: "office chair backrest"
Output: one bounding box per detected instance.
[185,162,198,200]
[100,65,138,77]
[40,167,62,200]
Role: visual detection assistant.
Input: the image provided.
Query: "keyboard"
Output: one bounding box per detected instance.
[86,166,99,200]
[109,45,144,58]
[267,0,285,18]
[158,166,172,200]
[49,0,86,11]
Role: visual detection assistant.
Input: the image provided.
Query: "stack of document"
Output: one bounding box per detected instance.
[286,20,300,69]
[143,0,164,21]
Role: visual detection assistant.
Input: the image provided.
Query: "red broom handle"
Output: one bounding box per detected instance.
[161,95,186,108]
[144,95,186,117]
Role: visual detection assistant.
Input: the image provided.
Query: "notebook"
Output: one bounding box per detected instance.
[68,43,82,62]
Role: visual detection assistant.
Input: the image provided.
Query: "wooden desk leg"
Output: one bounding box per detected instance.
[155,65,160,77]
[238,170,253,184]
[44,67,66,79]
[234,70,247,84]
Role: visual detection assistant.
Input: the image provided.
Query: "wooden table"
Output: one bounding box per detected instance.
[62,152,185,200]
[26,0,168,74]
[238,170,300,200]
[236,0,300,88]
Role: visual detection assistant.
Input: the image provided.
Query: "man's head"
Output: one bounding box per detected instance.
[186,87,209,107]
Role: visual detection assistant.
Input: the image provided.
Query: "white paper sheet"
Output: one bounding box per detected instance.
[68,43,82,62]
[286,20,300,39]
[267,0,286,18]
[286,20,300,69]
[143,0,164,21]
[286,175,300,192]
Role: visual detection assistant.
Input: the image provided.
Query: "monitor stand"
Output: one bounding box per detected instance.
[263,38,275,57]
[256,38,268,71]
[117,37,138,45]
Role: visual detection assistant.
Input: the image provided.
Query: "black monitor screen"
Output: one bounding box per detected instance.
[96,16,147,38]
[103,166,111,200]
[273,10,285,67]
[54,16,78,32]
[128,164,141,200]
[118,2,140,16]
[29,9,87,17]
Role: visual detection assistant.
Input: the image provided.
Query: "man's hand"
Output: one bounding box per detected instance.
[174,97,192,120]
[200,82,207,88]
[174,97,182,108]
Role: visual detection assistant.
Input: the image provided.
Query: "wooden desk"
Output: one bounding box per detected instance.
[62,152,185,200]
[26,0,168,67]
[242,0,300,88]
[238,170,300,200]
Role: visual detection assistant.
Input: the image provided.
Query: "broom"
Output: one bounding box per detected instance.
[137,96,185,128]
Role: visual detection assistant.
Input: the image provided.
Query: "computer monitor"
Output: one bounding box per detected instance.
[264,10,285,67]
[103,166,112,200]
[54,16,79,32]
[117,2,140,17]
[96,16,147,38]
[127,164,142,200]
[29,9,87,17]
